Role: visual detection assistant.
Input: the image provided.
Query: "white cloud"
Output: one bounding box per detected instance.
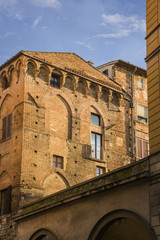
[30,0,61,8]
[74,41,95,51]
[32,16,42,28]
[0,32,14,39]
[96,13,146,39]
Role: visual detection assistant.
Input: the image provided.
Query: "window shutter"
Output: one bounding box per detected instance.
[143,140,149,158]
[136,138,142,159]
[2,117,6,139]
[137,105,148,118]
[7,114,12,138]
[82,144,91,158]
[5,186,11,214]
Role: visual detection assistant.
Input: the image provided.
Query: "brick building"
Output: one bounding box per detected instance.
[97,59,149,159]
[0,51,149,217]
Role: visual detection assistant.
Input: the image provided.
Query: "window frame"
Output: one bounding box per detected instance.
[53,155,63,169]
[91,113,100,126]
[50,74,60,89]
[96,166,105,176]
[137,104,148,124]
[91,132,102,160]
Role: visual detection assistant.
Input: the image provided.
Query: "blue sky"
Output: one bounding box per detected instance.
[0,0,146,69]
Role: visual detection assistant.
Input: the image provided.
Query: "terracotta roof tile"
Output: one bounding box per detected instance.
[22,51,122,91]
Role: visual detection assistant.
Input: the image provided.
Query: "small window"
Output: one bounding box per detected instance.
[96,166,105,176]
[0,186,11,216]
[103,69,108,76]
[137,105,148,123]
[91,113,100,126]
[91,132,102,159]
[138,78,143,88]
[2,114,12,140]
[53,155,63,169]
[50,74,60,88]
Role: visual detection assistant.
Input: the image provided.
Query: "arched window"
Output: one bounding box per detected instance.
[50,74,60,89]
[3,77,10,90]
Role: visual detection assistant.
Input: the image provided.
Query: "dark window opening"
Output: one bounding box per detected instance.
[2,114,12,140]
[3,77,10,90]
[53,155,63,169]
[91,132,102,159]
[103,69,108,76]
[50,74,60,88]
[91,113,100,126]
[0,186,11,216]
[36,235,53,240]
[96,166,105,176]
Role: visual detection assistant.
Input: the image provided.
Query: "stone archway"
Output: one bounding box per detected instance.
[88,210,156,240]
[29,229,58,240]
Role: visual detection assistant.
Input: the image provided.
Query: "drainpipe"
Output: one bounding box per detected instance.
[131,67,137,160]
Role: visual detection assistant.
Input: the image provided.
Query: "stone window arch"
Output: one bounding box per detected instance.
[27,60,37,77]
[89,83,97,99]
[64,75,74,91]
[38,65,50,83]
[76,79,86,95]
[0,72,10,91]
[100,89,109,106]
[111,92,119,106]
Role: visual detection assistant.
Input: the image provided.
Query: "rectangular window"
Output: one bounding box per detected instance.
[0,186,11,216]
[136,138,149,159]
[91,113,100,126]
[96,166,105,176]
[2,114,12,140]
[91,132,102,159]
[53,155,63,169]
[137,105,148,123]
[138,78,143,88]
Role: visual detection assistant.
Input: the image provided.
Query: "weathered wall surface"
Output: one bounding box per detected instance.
[146,0,160,154]
[15,159,151,240]
[98,62,149,159]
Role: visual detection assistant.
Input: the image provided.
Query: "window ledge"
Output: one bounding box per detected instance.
[1,136,11,143]
[136,120,148,125]
[88,157,107,164]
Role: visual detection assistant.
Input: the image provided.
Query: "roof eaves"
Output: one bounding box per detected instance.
[0,51,23,70]
[23,52,123,94]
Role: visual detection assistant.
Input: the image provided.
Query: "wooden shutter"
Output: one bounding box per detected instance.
[143,140,149,158]
[7,114,12,138]
[82,144,91,158]
[2,117,7,140]
[5,186,11,214]
[136,138,142,159]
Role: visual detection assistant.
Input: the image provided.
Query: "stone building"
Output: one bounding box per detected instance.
[0,50,149,218]
[97,59,149,159]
